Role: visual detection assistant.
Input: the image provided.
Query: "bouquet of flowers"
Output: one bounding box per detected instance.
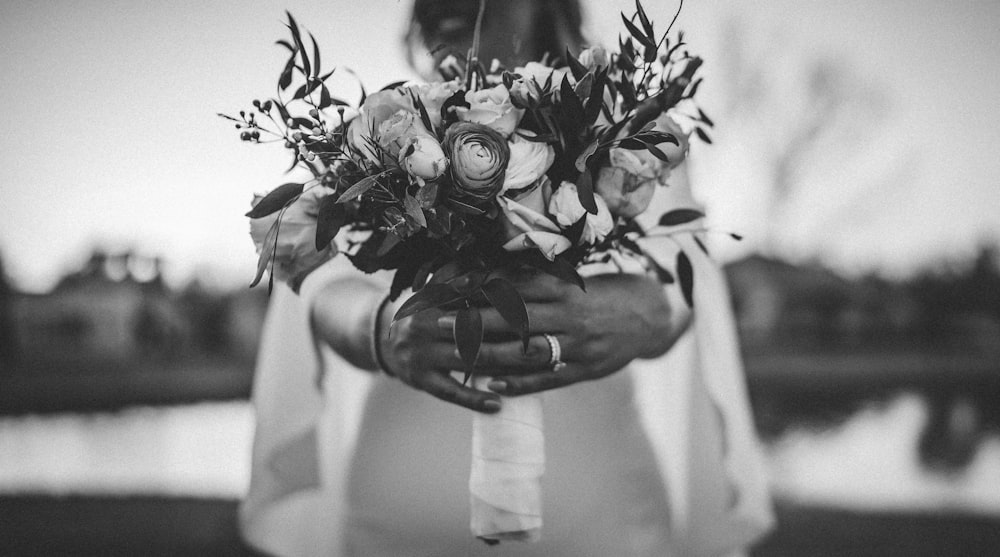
[223,0,715,543]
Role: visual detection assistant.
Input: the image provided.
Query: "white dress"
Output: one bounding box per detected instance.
[239,169,774,556]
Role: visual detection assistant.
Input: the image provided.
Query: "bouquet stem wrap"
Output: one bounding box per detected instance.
[469,377,545,542]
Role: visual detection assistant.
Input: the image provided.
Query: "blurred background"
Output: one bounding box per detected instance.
[1,0,999,555]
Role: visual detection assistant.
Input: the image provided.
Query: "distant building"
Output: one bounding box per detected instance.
[8,250,191,370]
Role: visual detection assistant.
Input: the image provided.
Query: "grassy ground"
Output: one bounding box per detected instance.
[1,496,998,556]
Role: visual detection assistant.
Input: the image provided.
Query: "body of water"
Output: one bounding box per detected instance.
[1,394,998,516]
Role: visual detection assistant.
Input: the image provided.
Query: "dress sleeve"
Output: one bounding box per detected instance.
[239,257,384,556]
[632,162,775,555]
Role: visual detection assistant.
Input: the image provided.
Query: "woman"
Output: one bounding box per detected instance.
[240,1,773,555]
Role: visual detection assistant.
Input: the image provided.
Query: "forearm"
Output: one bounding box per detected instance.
[310,277,386,371]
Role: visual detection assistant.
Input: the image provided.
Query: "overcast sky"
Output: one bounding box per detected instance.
[1,0,998,291]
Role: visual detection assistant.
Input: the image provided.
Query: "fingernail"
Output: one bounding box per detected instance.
[438,316,456,330]
[487,380,507,393]
[483,399,502,412]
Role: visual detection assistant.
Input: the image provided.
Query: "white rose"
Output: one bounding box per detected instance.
[502,132,555,194]
[498,178,571,260]
[514,62,571,89]
[457,84,524,137]
[548,181,614,245]
[578,46,610,70]
[407,79,461,129]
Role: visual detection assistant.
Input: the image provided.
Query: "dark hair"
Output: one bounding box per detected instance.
[406,0,585,70]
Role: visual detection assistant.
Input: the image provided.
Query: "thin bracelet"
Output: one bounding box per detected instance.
[369,292,395,377]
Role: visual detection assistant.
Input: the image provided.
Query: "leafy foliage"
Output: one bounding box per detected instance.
[226,1,725,365]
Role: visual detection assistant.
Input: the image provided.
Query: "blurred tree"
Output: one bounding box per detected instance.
[0,252,17,367]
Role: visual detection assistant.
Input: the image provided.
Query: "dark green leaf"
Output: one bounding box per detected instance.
[250,218,279,288]
[566,48,588,81]
[636,0,655,41]
[318,84,332,109]
[559,75,585,124]
[697,108,714,127]
[693,236,710,255]
[677,250,694,308]
[730,232,743,241]
[573,72,594,104]
[403,194,427,228]
[695,127,713,144]
[392,283,466,323]
[446,197,486,215]
[286,12,310,79]
[336,175,378,203]
[576,169,598,214]
[526,254,586,291]
[575,140,600,173]
[376,232,400,257]
[246,182,303,218]
[315,194,346,249]
[651,260,675,284]
[454,306,483,373]
[686,77,702,99]
[618,137,646,150]
[658,208,705,227]
[309,32,321,78]
[481,278,530,351]
[645,144,669,162]
[621,13,656,51]
[278,55,296,91]
[275,39,295,52]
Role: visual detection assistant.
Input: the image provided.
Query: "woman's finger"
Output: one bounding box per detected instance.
[473,304,564,338]
[484,367,577,396]
[473,336,555,374]
[415,371,502,414]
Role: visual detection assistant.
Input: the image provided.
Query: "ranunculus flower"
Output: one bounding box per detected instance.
[578,46,610,70]
[594,147,663,219]
[249,186,336,291]
[498,177,571,260]
[548,182,614,245]
[444,122,509,202]
[502,132,555,194]
[407,79,461,130]
[457,84,524,137]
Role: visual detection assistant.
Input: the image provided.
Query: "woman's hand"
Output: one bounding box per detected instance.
[312,277,501,414]
[440,269,690,396]
[377,301,503,414]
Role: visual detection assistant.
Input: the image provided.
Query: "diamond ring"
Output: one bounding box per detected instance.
[543,334,566,372]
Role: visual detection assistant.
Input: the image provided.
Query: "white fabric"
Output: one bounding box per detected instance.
[240,166,775,556]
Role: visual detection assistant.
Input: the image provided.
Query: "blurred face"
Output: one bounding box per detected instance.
[410,0,544,80]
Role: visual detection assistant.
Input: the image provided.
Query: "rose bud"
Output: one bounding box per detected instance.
[548,181,614,245]
[594,147,663,220]
[443,122,510,202]
[508,76,542,108]
[399,134,449,183]
[457,84,524,137]
[502,132,555,194]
